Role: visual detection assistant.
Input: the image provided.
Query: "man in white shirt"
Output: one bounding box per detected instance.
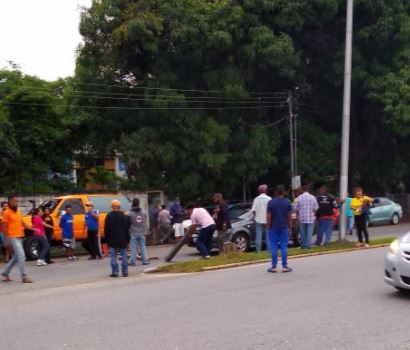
[296,185,319,249]
[252,184,272,253]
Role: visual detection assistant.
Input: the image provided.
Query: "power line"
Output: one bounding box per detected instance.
[0,101,286,111]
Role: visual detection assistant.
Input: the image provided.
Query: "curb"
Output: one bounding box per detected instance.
[150,243,390,274]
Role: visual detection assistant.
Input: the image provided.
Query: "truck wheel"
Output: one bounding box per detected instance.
[24,236,39,260]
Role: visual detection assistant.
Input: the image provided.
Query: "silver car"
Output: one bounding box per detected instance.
[384,233,410,293]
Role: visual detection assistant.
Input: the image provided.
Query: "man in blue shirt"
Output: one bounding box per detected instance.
[59,205,76,261]
[170,198,184,242]
[267,185,293,273]
[85,201,102,260]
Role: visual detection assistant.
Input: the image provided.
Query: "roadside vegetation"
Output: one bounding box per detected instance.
[154,237,395,273]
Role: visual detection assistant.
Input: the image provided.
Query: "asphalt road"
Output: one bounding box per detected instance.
[1,246,409,350]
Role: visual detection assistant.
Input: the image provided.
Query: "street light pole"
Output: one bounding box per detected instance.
[339,0,354,241]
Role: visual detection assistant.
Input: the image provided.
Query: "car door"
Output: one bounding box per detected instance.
[56,198,86,241]
[378,199,394,223]
[369,198,384,224]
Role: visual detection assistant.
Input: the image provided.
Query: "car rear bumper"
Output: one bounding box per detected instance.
[384,251,410,290]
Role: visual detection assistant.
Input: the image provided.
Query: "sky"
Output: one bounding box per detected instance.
[0,0,92,81]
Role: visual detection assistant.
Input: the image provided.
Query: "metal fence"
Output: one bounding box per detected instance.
[387,194,410,214]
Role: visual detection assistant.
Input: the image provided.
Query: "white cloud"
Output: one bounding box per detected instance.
[0,0,92,81]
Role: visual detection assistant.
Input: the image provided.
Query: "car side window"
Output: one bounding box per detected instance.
[61,199,85,215]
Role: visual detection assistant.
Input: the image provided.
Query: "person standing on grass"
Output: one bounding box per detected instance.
[213,193,231,253]
[1,195,37,283]
[252,184,272,253]
[32,208,53,266]
[84,201,102,260]
[186,203,216,260]
[59,205,77,262]
[315,185,338,246]
[128,198,149,266]
[345,195,354,236]
[158,204,172,245]
[296,185,319,250]
[104,200,130,278]
[170,198,185,242]
[42,207,55,264]
[350,187,373,248]
[266,185,293,273]
[0,201,12,263]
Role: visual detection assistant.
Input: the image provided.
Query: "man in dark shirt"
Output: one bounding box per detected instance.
[213,193,232,252]
[315,185,338,246]
[267,185,293,273]
[104,200,130,278]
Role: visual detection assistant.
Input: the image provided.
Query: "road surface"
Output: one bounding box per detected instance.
[0,246,409,350]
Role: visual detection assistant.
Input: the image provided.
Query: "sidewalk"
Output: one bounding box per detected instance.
[0,244,198,295]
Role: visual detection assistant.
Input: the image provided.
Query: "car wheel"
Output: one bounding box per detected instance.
[24,236,39,260]
[391,213,400,225]
[232,232,250,252]
[395,287,410,294]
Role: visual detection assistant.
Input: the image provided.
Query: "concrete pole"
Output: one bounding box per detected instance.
[339,0,354,241]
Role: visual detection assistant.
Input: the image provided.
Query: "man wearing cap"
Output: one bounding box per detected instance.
[85,201,102,260]
[104,200,130,277]
[213,193,231,252]
[252,184,272,253]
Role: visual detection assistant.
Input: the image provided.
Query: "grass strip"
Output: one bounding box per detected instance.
[154,237,395,274]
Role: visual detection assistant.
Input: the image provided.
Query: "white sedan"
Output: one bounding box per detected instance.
[384,233,410,293]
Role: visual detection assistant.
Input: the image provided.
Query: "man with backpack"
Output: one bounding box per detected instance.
[315,185,339,246]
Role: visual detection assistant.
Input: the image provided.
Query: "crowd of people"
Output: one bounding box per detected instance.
[0,184,374,282]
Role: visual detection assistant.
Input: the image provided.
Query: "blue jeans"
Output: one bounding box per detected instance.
[255,223,270,253]
[2,238,27,278]
[197,225,216,257]
[130,235,148,265]
[347,216,354,233]
[269,229,289,268]
[299,223,314,249]
[109,247,128,275]
[316,219,333,245]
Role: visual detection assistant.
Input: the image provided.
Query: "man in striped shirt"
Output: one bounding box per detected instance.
[296,185,318,249]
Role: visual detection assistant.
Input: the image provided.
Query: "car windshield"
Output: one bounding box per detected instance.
[27,199,62,215]
[88,195,131,213]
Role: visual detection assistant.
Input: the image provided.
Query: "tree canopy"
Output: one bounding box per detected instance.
[1,0,410,199]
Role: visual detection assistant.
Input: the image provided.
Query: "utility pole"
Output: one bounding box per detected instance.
[339,0,354,241]
[288,90,300,195]
[288,90,295,179]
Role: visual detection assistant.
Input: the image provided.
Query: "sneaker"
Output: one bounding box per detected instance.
[110,273,119,278]
[45,260,55,264]
[22,277,33,283]
[128,262,136,266]
[122,272,129,277]
[204,255,211,259]
[282,267,293,273]
[67,257,74,262]
[36,259,47,266]
[97,256,104,260]
[267,267,278,273]
[142,262,150,266]
[2,273,12,282]
[364,244,370,249]
[88,257,97,260]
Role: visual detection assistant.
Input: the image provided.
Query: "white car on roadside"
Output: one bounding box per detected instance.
[384,232,410,293]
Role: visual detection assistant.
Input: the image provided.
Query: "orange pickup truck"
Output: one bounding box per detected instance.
[22,194,130,259]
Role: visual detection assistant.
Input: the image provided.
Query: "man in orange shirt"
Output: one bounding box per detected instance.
[2,195,37,283]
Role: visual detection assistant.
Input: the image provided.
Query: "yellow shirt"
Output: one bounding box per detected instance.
[2,209,24,238]
[350,196,372,216]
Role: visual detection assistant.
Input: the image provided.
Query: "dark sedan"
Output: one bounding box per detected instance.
[185,203,300,252]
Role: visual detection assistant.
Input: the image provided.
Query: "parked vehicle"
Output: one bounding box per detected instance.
[368,197,403,226]
[22,194,131,260]
[185,203,300,252]
[384,233,410,293]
